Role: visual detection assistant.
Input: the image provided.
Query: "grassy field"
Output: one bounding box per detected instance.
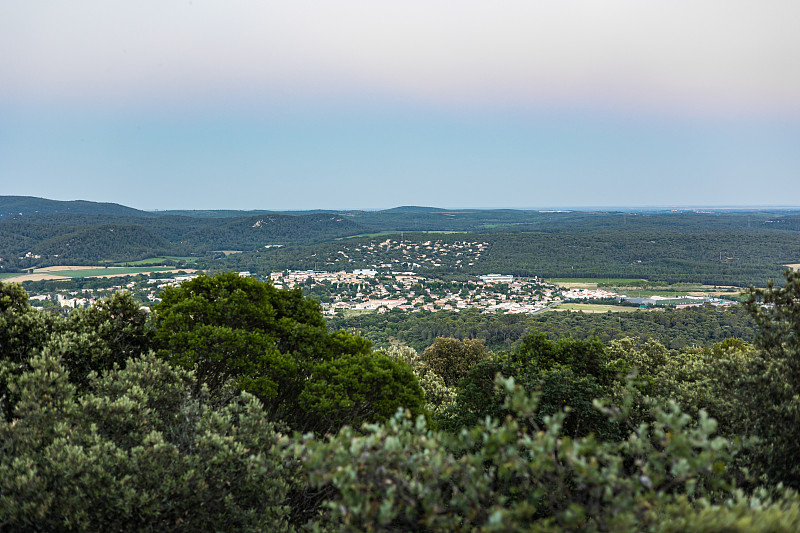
[112,256,200,266]
[0,273,22,280]
[2,266,196,283]
[549,278,646,286]
[41,267,181,278]
[616,288,694,297]
[549,277,743,297]
[340,309,377,318]
[552,303,640,313]
[608,286,743,298]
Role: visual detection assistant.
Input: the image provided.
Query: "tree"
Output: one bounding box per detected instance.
[736,269,800,486]
[448,331,620,439]
[0,348,293,531]
[0,281,57,365]
[420,337,487,387]
[0,282,60,421]
[297,376,741,531]
[383,345,457,415]
[153,272,421,433]
[298,351,425,432]
[58,291,152,390]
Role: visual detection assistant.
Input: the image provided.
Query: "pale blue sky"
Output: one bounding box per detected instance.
[2,1,799,210]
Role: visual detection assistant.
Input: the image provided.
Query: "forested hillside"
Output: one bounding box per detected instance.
[0,195,151,219]
[0,210,369,270]
[215,230,799,287]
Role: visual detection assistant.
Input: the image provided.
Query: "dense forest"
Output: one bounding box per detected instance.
[4,271,800,530]
[328,304,757,352]
[0,214,368,269]
[214,229,798,287]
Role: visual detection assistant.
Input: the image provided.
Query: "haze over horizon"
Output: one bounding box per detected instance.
[2,2,799,210]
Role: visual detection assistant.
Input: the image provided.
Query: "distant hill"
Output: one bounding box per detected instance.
[0,196,150,219]
[0,208,370,270]
[175,213,368,249]
[4,196,800,279]
[381,206,450,213]
[156,209,340,218]
[35,225,173,262]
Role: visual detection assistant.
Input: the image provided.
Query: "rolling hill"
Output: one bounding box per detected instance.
[0,198,371,270]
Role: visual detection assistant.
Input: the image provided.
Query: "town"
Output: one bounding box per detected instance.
[270,269,560,315]
[22,268,561,315]
[20,265,735,317]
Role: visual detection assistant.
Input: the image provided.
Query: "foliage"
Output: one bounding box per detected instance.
[329,304,756,353]
[0,282,58,363]
[0,348,292,532]
[735,270,800,487]
[8,261,800,529]
[296,376,737,532]
[447,332,620,440]
[0,282,60,420]
[420,337,488,387]
[58,291,152,389]
[298,351,425,432]
[655,487,800,532]
[382,345,458,415]
[153,272,422,433]
[745,269,800,354]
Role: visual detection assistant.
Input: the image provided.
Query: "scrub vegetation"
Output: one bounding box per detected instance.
[3,271,800,531]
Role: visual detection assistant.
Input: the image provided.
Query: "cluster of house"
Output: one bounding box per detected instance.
[560,288,624,300]
[26,266,736,316]
[269,269,561,315]
[29,292,97,309]
[28,274,202,310]
[269,269,378,287]
[285,238,489,271]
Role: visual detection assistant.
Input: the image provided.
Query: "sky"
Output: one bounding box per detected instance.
[1,1,799,210]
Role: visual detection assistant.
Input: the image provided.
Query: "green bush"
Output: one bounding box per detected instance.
[0,348,292,532]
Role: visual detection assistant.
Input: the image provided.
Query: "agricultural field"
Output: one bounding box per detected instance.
[552,303,640,313]
[112,256,201,266]
[340,309,377,318]
[2,266,196,283]
[549,277,744,298]
[548,278,646,289]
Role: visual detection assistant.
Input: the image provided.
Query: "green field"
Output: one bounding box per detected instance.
[51,267,181,278]
[552,303,640,313]
[0,273,22,280]
[112,256,200,266]
[549,278,647,286]
[614,288,696,297]
[340,309,378,318]
[607,286,743,298]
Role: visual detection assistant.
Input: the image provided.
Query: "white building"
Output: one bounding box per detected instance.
[480,274,514,284]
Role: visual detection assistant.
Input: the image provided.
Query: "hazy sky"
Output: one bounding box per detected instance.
[2,1,798,210]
